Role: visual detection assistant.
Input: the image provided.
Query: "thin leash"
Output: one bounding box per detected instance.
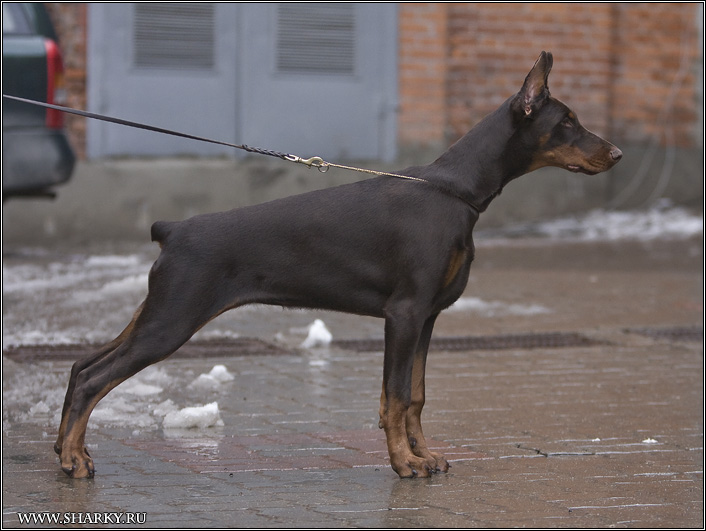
[2,94,481,212]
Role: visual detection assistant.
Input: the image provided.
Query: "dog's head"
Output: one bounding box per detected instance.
[513,51,622,175]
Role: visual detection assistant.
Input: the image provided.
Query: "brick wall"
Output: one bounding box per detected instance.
[397,3,450,147]
[445,3,616,139]
[44,3,87,159]
[399,2,701,150]
[611,3,701,147]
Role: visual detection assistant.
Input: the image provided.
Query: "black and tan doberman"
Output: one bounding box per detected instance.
[55,51,621,479]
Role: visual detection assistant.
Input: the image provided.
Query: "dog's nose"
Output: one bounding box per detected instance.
[610,147,623,161]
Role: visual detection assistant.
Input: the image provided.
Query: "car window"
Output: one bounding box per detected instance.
[3,3,33,35]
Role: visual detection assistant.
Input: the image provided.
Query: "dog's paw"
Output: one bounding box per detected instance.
[428,451,450,473]
[60,447,94,479]
[410,445,450,474]
[392,454,436,478]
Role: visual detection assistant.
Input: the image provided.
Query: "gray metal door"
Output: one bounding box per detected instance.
[87,3,397,160]
[238,3,398,161]
[87,3,239,158]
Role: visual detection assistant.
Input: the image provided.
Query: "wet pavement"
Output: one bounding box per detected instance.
[2,235,703,528]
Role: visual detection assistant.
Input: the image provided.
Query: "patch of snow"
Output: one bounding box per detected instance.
[512,207,703,242]
[301,319,333,348]
[449,297,551,316]
[162,402,224,429]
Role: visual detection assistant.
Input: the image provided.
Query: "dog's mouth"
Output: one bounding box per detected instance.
[567,164,599,176]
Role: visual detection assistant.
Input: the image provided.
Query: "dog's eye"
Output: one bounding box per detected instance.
[561,117,574,128]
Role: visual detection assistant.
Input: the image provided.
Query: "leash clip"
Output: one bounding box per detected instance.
[285,154,329,173]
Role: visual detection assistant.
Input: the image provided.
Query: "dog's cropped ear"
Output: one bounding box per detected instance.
[515,51,553,117]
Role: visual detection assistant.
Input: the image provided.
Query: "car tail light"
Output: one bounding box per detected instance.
[44,39,66,129]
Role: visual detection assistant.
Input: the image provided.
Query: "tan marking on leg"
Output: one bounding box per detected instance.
[380,395,433,478]
[56,303,144,454]
[60,374,130,478]
[405,354,425,448]
[405,355,449,472]
[60,407,96,478]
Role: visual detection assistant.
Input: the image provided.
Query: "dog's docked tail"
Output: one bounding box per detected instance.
[151,221,174,246]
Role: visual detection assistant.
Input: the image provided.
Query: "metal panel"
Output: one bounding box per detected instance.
[239,3,398,161]
[87,3,237,158]
[86,3,397,161]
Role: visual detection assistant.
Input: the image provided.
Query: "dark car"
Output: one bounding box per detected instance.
[2,2,75,199]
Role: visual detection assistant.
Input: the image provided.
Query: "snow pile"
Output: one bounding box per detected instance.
[2,252,153,348]
[206,364,235,382]
[520,207,703,241]
[90,366,227,430]
[2,361,230,432]
[90,396,156,429]
[300,319,333,348]
[85,255,144,268]
[117,380,163,397]
[89,366,173,428]
[449,297,551,316]
[2,360,66,426]
[162,402,224,429]
[188,365,235,390]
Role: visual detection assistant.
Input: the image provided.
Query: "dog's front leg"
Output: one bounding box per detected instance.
[405,314,449,474]
[379,307,436,478]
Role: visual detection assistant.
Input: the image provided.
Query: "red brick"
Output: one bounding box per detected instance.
[399,2,699,148]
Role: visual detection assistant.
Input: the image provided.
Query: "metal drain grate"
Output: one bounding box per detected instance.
[333,332,606,352]
[6,327,699,363]
[2,338,293,363]
[628,326,703,342]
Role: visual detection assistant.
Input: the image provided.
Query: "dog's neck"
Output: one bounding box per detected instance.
[423,95,531,213]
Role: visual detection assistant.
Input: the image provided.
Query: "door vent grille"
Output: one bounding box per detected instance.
[276,3,355,75]
[133,3,215,70]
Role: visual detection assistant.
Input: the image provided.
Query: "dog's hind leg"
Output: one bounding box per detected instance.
[379,304,437,478]
[54,301,145,456]
[58,256,230,478]
[404,314,449,473]
[58,305,208,477]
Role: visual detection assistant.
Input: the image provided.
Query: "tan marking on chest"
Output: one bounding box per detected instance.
[443,248,467,288]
